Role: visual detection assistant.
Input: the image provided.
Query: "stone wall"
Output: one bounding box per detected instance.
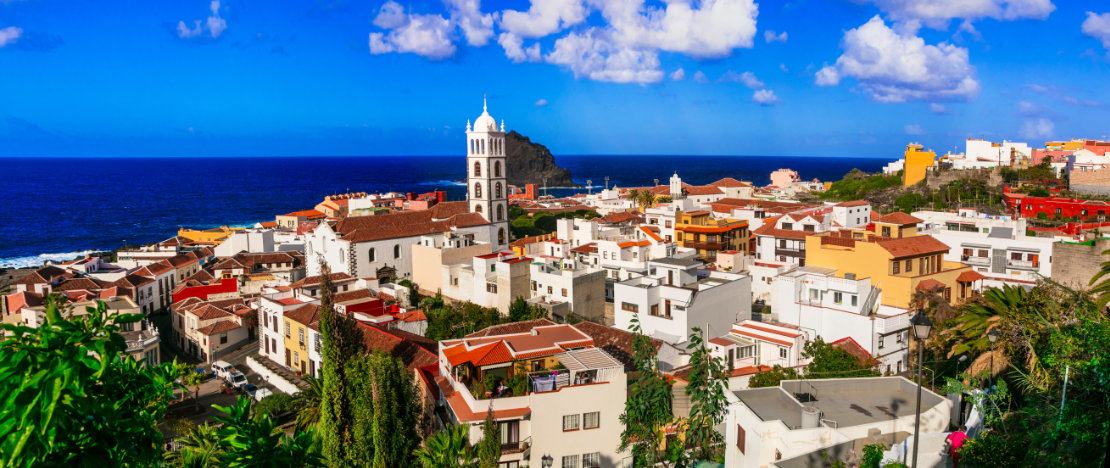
[1051,238,1110,290]
[1069,168,1110,196]
[926,167,1003,190]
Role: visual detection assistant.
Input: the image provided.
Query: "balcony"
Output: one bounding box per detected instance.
[1008,259,1039,270]
[775,247,804,258]
[684,241,724,250]
[960,255,990,265]
[502,436,531,456]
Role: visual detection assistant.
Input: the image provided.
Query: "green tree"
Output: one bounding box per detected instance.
[940,285,1024,358]
[318,264,368,466]
[254,393,294,420]
[345,352,422,468]
[637,190,657,210]
[656,195,673,204]
[475,409,502,468]
[684,328,729,462]
[212,397,321,467]
[414,424,476,468]
[292,375,324,432]
[748,365,800,388]
[508,296,545,322]
[618,316,673,466]
[0,296,181,467]
[165,423,222,467]
[803,337,880,378]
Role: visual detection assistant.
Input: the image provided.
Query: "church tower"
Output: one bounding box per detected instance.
[467,97,509,250]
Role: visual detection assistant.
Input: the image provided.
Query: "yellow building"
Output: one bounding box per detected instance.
[282,304,319,376]
[804,212,977,309]
[903,144,936,186]
[674,211,749,260]
[1045,140,1083,151]
[177,226,243,244]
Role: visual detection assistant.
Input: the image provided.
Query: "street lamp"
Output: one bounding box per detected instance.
[987,328,1001,386]
[541,454,553,468]
[910,311,933,468]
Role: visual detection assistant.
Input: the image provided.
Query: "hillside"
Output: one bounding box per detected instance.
[504,130,578,187]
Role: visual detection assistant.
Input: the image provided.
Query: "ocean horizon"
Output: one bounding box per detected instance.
[0,154,887,268]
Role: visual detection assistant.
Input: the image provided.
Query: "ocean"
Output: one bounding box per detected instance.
[0,155,886,268]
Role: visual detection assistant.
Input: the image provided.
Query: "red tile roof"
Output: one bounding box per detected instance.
[196,320,241,335]
[830,337,879,367]
[397,309,427,322]
[836,200,870,207]
[282,209,326,219]
[569,243,598,254]
[600,211,642,225]
[876,235,950,258]
[916,279,947,291]
[752,217,814,240]
[285,303,321,326]
[332,201,491,244]
[193,304,233,320]
[708,177,751,188]
[874,212,923,225]
[290,272,356,289]
[572,321,663,371]
[956,271,986,282]
[358,323,439,369]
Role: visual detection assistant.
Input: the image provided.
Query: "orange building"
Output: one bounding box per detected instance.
[674,210,749,260]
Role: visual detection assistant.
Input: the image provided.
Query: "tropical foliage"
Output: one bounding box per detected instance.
[318,265,368,467]
[164,423,221,467]
[425,298,546,341]
[475,409,501,468]
[618,316,674,466]
[414,424,476,468]
[211,397,321,467]
[292,375,323,432]
[747,365,800,389]
[509,209,600,238]
[0,296,180,467]
[683,328,730,462]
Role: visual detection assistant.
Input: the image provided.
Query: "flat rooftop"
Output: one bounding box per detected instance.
[734,377,946,429]
[650,257,703,268]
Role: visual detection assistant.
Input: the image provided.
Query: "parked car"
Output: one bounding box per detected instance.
[211,360,234,379]
[253,387,273,402]
[226,371,248,389]
[240,383,258,399]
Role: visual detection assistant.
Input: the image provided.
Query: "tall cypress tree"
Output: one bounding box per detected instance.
[317,264,366,467]
[346,352,422,468]
[475,408,502,468]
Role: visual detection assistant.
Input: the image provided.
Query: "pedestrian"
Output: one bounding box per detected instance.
[944,425,969,467]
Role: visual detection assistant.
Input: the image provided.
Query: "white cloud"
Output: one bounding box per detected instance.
[719,70,764,89]
[905,124,925,135]
[815,16,979,103]
[670,68,686,81]
[369,2,457,60]
[764,30,788,43]
[592,0,759,59]
[693,71,709,84]
[1021,117,1054,139]
[545,29,662,84]
[930,103,947,113]
[1016,100,1044,116]
[752,89,779,106]
[499,0,587,38]
[0,26,22,47]
[498,32,541,62]
[1082,11,1110,52]
[177,1,226,39]
[444,0,495,46]
[861,0,1055,29]
[779,63,789,73]
[534,98,549,107]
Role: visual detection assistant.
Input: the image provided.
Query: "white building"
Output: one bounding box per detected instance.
[438,324,630,467]
[213,229,278,257]
[466,98,511,248]
[528,259,606,322]
[724,377,951,468]
[913,209,1053,287]
[708,320,806,389]
[945,138,1032,169]
[440,252,532,315]
[257,293,309,366]
[614,257,752,345]
[771,266,910,374]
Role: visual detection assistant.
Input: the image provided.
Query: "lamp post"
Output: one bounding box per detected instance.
[541,454,553,468]
[911,311,934,468]
[987,328,1001,386]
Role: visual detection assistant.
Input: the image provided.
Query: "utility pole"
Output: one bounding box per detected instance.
[604,176,610,191]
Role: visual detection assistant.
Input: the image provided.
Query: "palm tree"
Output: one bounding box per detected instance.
[414,424,476,468]
[626,189,641,207]
[165,423,222,467]
[940,285,1025,365]
[291,375,323,432]
[1087,249,1110,307]
[637,190,656,210]
[656,195,672,205]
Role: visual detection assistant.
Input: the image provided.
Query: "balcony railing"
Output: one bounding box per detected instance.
[775,247,804,258]
[502,436,531,456]
[1008,259,1039,270]
[685,241,724,250]
[960,255,990,265]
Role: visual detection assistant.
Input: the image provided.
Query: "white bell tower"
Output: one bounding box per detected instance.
[669,172,684,199]
[466,97,509,250]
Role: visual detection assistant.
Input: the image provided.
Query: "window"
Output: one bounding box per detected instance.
[220,334,227,344]
[583,411,600,429]
[486,283,498,293]
[665,220,672,228]
[893,261,900,274]
[896,332,904,343]
[804,224,815,232]
[651,304,659,316]
[285,321,290,338]
[495,182,502,198]
[496,204,504,221]
[474,183,482,198]
[473,161,481,176]
[878,336,885,348]
[394,244,401,259]
[978,249,988,258]
[882,226,892,237]
[582,452,601,468]
[531,360,543,372]
[563,414,580,431]
[315,333,322,352]
[1010,252,1022,261]
[851,295,858,306]
[531,281,537,291]
[547,286,553,294]
[833,292,843,304]
[561,288,567,297]
[298,328,305,345]
[736,425,746,453]
[494,161,502,177]
[562,455,579,468]
[621,302,639,312]
[738,346,754,359]
[782,222,793,230]
[778,239,787,248]
[293,351,299,364]
[779,347,787,359]
[905,260,913,272]
[499,420,519,448]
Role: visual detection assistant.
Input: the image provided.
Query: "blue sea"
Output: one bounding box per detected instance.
[0,155,886,267]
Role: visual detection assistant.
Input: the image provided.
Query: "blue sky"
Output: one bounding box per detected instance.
[2,0,1109,158]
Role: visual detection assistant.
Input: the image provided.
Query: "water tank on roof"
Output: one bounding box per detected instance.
[844,273,857,280]
[801,406,821,429]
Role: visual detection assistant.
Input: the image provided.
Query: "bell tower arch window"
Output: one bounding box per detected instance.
[474,161,481,177]
[475,204,483,213]
[496,204,503,221]
[474,182,482,199]
[494,161,502,177]
[498,228,505,245]
[495,182,502,198]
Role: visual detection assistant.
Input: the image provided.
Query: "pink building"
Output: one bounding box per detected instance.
[769,168,800,188]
